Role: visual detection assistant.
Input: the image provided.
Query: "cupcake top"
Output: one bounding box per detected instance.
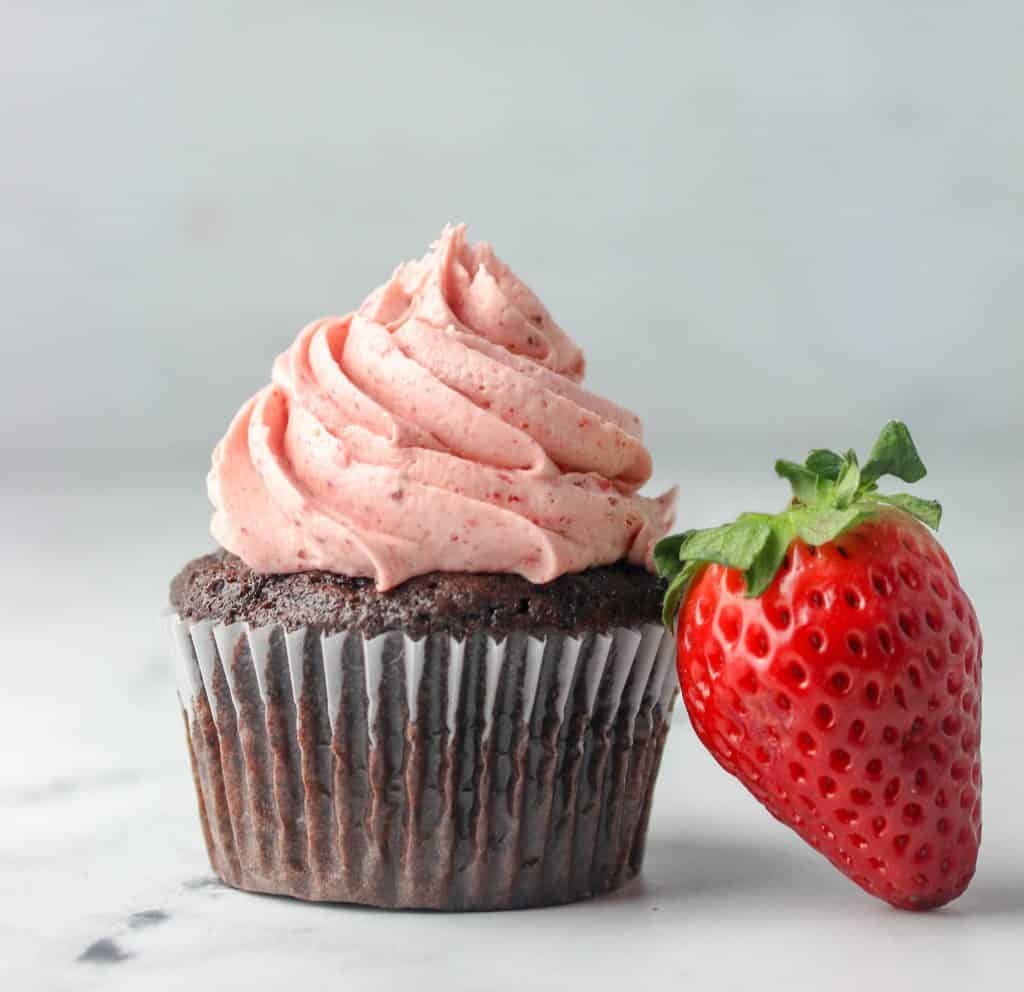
[209,225,676,590]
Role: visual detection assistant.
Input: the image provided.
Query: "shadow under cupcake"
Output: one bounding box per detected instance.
[168,225,679,910]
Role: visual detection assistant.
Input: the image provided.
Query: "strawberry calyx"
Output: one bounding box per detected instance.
[655,421,942,628]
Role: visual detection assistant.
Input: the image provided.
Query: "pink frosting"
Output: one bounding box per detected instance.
[209,225,677,590]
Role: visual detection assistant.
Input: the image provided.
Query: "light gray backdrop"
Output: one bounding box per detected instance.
[3,1,1021,469]
[4,7,1024,983]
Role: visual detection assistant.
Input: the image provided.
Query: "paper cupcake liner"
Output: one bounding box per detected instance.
[171,618,678,910]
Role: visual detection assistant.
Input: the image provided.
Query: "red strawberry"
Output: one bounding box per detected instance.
[656,422,981,910]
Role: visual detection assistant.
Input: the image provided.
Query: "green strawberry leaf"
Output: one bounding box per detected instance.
[678,515,773,572]
[662,561,701,630]
[862,421,927,485]
[793,506,874,546]
[743,515,796,596]
[805,448,844,479]
[874,493,942,530]
[653,531,690,579]
[833,450,862,508]
[775,459,820,505]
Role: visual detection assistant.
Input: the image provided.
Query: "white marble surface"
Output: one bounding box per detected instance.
[3,449,1023,991]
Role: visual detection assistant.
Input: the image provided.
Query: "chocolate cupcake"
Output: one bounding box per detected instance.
[169,226,679,910]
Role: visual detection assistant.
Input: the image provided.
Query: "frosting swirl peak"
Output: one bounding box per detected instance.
[209,225,676,589]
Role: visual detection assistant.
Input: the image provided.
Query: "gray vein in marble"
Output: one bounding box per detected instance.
[77,938,133,965]
[182,875,225,891]
[0,770,146,806]
[77,908,171,969]
[127,910,171,930]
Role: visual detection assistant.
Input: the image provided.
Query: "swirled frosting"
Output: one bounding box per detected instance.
[209,225,676,589]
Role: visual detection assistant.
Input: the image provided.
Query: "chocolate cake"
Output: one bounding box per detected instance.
[171,550,664,638]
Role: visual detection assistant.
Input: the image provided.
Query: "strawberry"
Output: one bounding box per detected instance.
[656,422,981,910]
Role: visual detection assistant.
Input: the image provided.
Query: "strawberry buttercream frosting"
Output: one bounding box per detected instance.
[209,225,676,589]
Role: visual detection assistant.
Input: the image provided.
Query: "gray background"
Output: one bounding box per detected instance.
[3,5,1023,987]
[3,1,1021,469]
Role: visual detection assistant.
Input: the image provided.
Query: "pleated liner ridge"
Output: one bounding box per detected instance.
[171,618,678,910]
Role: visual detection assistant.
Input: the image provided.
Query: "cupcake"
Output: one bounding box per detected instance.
[169,225,679,910]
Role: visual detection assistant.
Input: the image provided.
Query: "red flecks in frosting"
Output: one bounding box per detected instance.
[208,225,677,589]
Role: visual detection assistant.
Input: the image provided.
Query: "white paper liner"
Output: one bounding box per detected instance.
[171,617,678,910]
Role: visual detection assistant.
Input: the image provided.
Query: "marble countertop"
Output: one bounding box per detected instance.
[4,452,1023,991]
